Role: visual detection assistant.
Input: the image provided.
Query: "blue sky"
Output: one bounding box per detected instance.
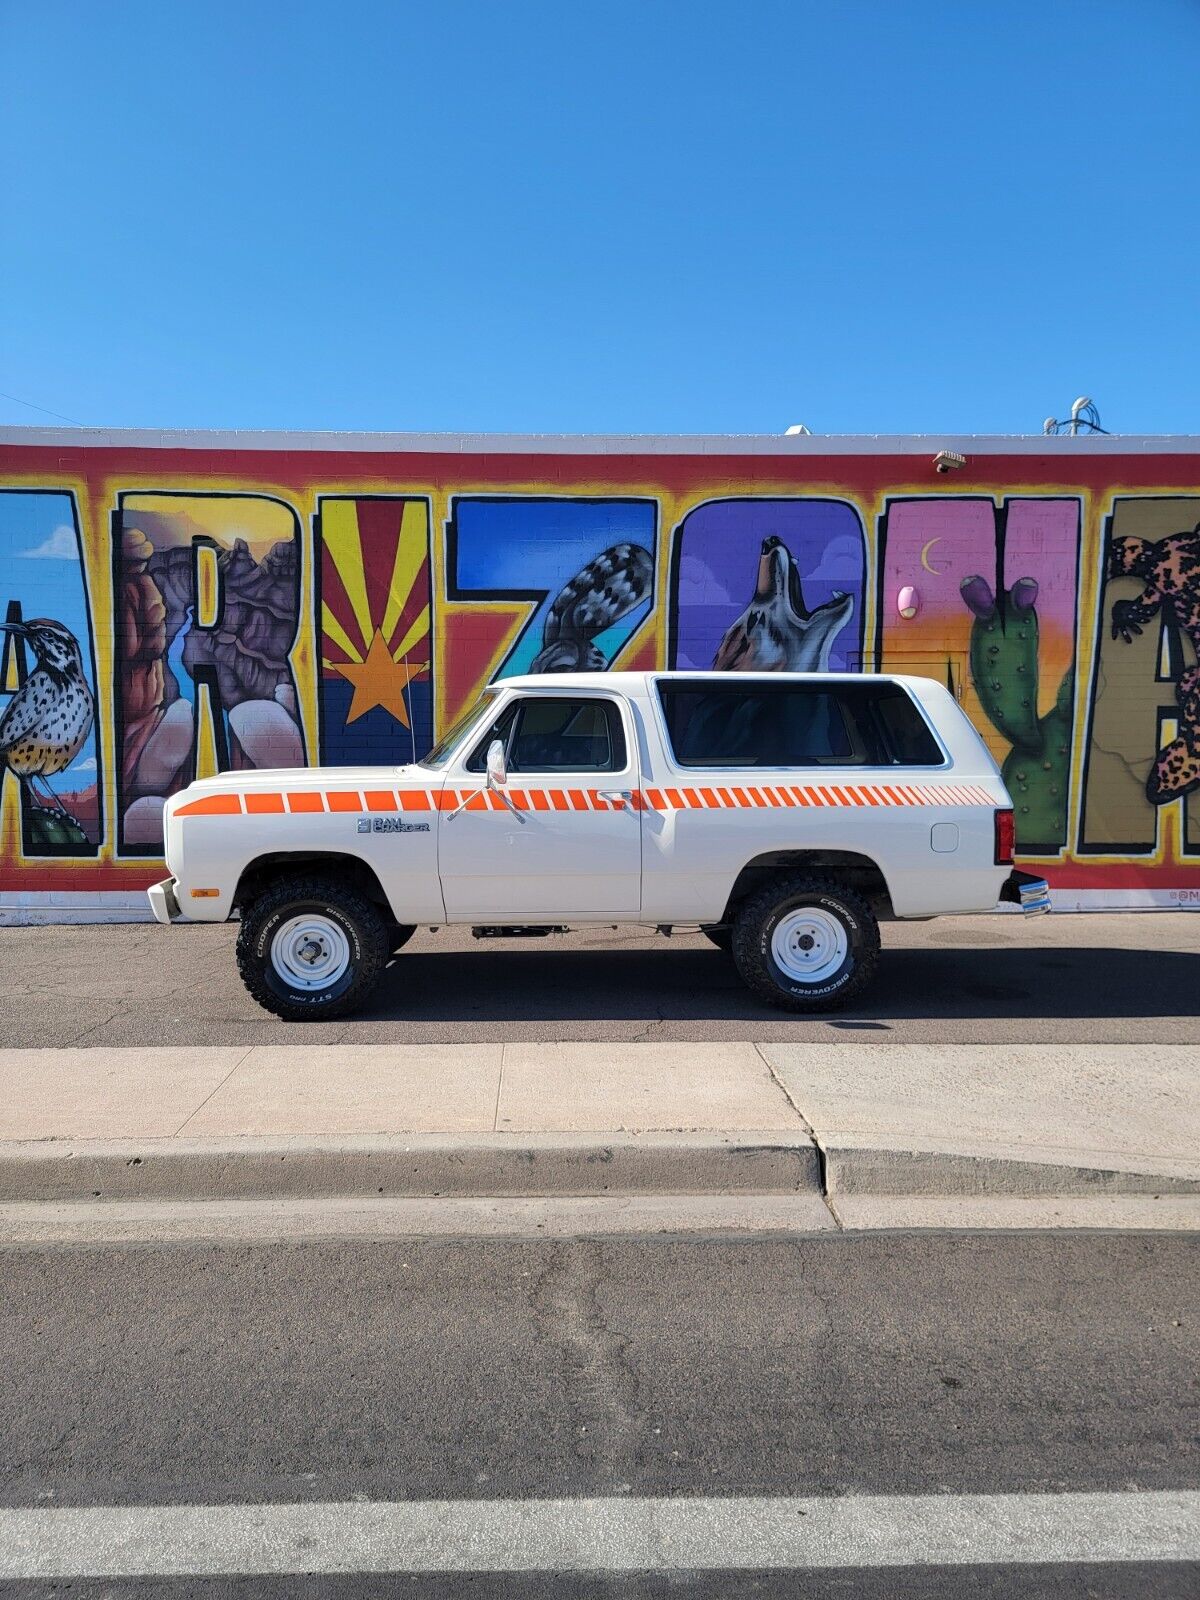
[1,0,1197,436]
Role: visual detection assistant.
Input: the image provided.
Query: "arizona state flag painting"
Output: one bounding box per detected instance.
[316,495,434,765]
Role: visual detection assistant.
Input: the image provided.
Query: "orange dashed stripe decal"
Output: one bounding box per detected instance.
[175,793,242,818]
[244,792,285,815]
[177,781,999,817]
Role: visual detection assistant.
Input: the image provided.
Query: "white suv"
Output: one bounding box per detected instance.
[150,672,1050,1018]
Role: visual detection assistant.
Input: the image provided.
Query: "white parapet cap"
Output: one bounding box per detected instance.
[2,425,1199,457]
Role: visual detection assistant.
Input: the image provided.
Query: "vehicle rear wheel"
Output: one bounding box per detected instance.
[731,873,879,1012]
[236,874,390,1020]
[701,925,733,953]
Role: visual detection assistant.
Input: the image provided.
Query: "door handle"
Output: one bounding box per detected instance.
[597,789,633,808]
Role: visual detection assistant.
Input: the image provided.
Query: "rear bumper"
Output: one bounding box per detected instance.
[1000,869,1052,915]
[147,877,183,925]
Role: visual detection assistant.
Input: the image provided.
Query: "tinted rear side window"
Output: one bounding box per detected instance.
[872,684,945,764]
[657,681,943,768]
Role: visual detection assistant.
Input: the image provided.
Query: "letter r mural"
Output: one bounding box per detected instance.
[111,492,306,854]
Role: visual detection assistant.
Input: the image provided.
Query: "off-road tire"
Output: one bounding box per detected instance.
[731,872,879,1012]
[236,874,390,1021]
[701,925,733,953]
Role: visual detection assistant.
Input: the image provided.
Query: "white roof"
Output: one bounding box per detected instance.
[499,670,932,692]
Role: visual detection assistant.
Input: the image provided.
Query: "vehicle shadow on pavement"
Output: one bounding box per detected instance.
[359,943,1200,1024]
[3,923,1197,1043]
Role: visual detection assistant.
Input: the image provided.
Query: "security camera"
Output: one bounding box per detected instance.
[934,450,966,473]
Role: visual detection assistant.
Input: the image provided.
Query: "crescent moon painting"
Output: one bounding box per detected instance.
[920,536,948,575]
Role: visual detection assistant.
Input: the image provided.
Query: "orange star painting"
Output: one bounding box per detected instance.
[317,496,433,763]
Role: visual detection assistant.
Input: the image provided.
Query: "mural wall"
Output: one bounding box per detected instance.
[3,432,1200,914]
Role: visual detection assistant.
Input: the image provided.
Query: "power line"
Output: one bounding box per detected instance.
[0,388,84,426]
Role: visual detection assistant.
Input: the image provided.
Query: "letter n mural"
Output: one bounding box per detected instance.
[1080,497,1200,859]
[878,496,1081,854]
[314,496,434,764]
[112,491,306,853]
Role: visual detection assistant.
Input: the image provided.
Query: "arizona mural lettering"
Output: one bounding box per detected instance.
[1,432,1199,912]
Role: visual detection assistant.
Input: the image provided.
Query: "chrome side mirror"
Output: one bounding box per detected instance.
[485,738,507,789]
[448,734,523,824]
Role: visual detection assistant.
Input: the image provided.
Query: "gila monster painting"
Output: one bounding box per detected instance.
[1109,523,1200,804]
[529,542,654,673]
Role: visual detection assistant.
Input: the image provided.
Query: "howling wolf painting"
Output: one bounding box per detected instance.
[670,499,865,675]
[713,535,855,672]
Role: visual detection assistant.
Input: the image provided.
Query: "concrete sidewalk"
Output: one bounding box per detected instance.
[0,1042,1196,1233]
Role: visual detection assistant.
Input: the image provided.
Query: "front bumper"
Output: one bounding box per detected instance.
[1000,869,1052,915]
[147,877,183,925]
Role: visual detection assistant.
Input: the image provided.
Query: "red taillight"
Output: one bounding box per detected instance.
[995,807,1015,865]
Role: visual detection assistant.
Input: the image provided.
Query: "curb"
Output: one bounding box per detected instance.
[1,1133,1195,1209]
[821,1144,1200,1197]
[0,1132,822,1204]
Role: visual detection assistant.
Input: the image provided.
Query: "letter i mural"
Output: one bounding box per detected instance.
[315,496,434,764]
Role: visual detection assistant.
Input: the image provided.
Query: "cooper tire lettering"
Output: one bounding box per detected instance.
[236,873,389,1022]
[733,871,880,1014]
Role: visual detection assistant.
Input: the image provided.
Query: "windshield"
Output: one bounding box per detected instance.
[417,689,500,769]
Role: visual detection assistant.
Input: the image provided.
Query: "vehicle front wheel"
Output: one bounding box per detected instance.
[236,875,390,1020]
[731,873,879,1012]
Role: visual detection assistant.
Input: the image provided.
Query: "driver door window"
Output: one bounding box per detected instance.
[467,698,626,774]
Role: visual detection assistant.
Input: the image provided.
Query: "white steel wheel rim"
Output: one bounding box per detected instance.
[270,914,351,991]
[770,907,849,984]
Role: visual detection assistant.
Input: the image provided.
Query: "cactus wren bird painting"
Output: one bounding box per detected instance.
[0,617,95,815]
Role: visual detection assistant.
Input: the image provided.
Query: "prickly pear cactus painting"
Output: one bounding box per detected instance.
[25,809,92,850]
[961,575,1073,851]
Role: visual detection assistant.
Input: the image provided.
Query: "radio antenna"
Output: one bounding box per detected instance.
[400,652,417,764]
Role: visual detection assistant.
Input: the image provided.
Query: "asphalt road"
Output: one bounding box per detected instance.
[0,1230,1197,1594]
[1,911,1198,1047]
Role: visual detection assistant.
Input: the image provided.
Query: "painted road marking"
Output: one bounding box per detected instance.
[0,1491,1196,1577]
